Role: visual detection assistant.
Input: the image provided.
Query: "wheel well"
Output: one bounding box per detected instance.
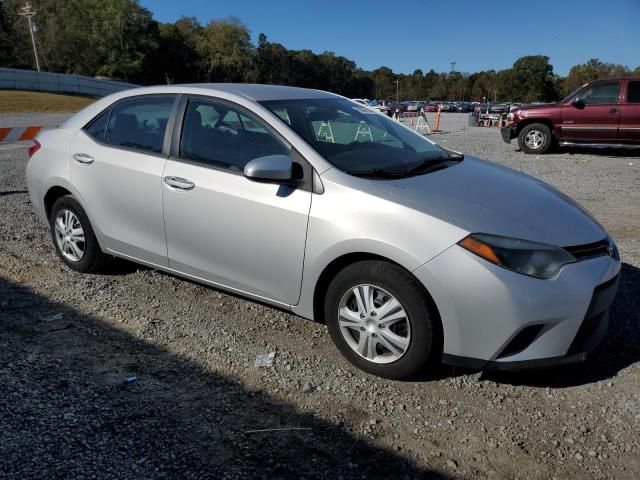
[516,118,555,137]
[312,253,442,332]
[44,186,72,220]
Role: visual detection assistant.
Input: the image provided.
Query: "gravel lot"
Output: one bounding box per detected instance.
[1,112,639,479]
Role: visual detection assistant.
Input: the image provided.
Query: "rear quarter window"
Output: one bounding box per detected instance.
[104,96,175,154]
[628,81,640,103]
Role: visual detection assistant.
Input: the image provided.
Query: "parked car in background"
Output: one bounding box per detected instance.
[26,83,620,379]
[502,77,640,154]
[352,98,390,115]
[422,102,439,112]
[490,103,510,114]
[438,102,454,112]
[454,102,474,113]
[406,101,422,112]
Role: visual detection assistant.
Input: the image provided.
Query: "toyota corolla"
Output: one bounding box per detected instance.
[26,84,621,379]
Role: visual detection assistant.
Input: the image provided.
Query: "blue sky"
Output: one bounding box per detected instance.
[140,0,639,76]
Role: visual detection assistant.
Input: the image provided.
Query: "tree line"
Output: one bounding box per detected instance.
[1,0,639,102]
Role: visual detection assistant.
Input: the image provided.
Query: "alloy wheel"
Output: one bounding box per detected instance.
[524,129,544,150]
[54,209,85,262]
[337,284,411,364]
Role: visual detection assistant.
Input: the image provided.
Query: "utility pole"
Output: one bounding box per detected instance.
[18,2,40,72]
[393,79,400,102]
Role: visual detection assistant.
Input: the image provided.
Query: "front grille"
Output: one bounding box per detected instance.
[563,238,610,260]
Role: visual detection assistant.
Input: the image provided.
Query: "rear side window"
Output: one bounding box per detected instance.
[179,99,289,172]
[105,96,175,154]
[580,82,620,105]
[84,109,111,141]
[628,81,640,103]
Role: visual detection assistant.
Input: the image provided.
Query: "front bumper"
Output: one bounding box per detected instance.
[414,245,621,370]
[501,125,516,143]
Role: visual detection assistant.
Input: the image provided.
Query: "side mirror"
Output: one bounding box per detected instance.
[571,98,585,109]
[244,154,293,182]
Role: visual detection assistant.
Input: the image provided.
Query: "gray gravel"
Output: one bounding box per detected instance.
[1,112,639,479]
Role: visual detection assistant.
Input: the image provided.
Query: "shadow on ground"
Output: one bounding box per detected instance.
[556,146,640,158]
[479,262,640,388]
[0,275,455,480]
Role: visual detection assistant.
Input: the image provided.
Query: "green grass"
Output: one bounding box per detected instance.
[0,90,95,113]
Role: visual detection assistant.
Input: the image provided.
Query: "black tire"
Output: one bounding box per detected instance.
[49,195,108,273]
[323,260,441,379]
[517,123,553,154]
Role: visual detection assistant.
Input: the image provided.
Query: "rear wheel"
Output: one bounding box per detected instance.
[324,261,441,379]
[49,196,108,272]
[518,123,552,154]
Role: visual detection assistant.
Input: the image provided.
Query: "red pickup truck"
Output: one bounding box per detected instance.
[502,77,640,154]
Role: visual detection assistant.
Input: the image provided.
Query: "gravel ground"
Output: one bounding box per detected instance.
[1,112,639,480]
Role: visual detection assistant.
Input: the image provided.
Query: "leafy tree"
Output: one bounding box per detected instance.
[147,17,202,84]
[563,58,632,95]
[370,66,395,100]
[198,17,253,82]
[508,55,558,102]
[0,1,16,66]
[254,34,290,84]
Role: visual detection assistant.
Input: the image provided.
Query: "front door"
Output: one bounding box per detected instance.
[69,95,176,266]
[559,81,621,142]
[162,97,312,305]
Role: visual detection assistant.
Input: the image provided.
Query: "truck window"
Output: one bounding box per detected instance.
[627,81,640,103]
[580,82,620,105]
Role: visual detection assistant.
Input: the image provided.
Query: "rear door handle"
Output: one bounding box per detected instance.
[72,153,94,164]
[609,108,618,113]
[163,176,195,190]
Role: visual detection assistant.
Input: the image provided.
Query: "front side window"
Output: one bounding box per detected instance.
[180,99,289,171]
[105,96,175,154]
[260,98,446,174]
[627,81,640,103]
[579,82,621,105]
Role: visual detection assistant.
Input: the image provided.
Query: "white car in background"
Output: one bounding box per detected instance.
[352,98,390,114]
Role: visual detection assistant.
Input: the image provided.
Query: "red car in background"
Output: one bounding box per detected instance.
[502,77,640,154]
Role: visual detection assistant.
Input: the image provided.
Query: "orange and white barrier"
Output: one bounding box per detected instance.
[0,126,43,144]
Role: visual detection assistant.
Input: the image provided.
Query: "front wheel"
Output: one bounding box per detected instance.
[324,261,441,379]
[517,123,553,154]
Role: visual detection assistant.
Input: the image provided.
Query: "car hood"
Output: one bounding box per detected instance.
[373,156,606,246]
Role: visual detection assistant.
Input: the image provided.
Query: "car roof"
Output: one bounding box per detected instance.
[176,83,338,101]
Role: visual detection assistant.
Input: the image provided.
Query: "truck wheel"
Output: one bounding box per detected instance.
[518,123,552,154]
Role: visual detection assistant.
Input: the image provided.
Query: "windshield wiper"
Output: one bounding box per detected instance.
[407,153,463,174]
[345,168,413,178]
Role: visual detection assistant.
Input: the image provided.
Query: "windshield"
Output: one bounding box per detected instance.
[260,97,446,173]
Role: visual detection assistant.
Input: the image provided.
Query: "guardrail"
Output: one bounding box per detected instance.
[0,67,138,97]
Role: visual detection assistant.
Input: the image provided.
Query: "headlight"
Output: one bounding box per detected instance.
[458,233,576,279]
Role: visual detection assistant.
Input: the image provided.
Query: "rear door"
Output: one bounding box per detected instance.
[618,80,640,142]
[69,95,177,266]
[560,81,621,142]
[161,96,312,305]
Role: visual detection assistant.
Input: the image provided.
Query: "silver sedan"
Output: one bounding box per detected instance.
[26,84,621,379]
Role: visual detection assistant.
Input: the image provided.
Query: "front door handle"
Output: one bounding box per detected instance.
[609,108,618,113]
[72,153,94,164]
[163,176,195,190]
